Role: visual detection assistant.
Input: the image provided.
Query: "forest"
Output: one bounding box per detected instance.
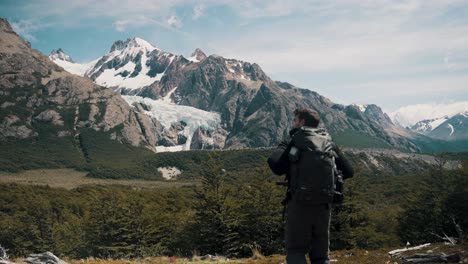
[0,152,466,259]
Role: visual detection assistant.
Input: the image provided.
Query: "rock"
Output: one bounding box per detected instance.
[0,245,14,264]
[24,252,67,264]
[0,19,161,150]
[0,102,14,108]
[34,110,64,126]
[0,115,36,139]
[190,126,228,149]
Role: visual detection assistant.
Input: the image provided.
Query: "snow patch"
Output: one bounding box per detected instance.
[412,116,449,133]
[161,87,178,104]
[123,95,222,152]
[447,123,454,136]
[357,104,367,112]
[428,118,448,130]
[157,167,181,180]
[187,56,200,62]
[51,58,99,76]
[95,50,162,89]
[133,37,158,52]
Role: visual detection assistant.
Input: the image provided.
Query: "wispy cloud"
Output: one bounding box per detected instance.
[167,15,182,28]
[193,3,205,20]
[390,101,468,126]
[10,20,42,41]
[113,20,128,32]
[212,1,468,74]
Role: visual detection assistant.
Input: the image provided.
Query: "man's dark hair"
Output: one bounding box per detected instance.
[294,108,320,127]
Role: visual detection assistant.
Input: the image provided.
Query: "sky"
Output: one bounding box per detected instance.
[1,0,468,115]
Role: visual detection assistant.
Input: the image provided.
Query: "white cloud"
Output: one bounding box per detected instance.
[10,20,41,41]
[113,20,128,32]
[167,15,182,28]
[212,8,468,73]
[350,75,468,97]
[390,101,468,126]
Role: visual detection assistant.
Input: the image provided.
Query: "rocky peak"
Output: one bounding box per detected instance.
[0,18,160,151]
[366,104,394,124]
[410,116,449,133]
[0,17,14,32]
[189,48,207,62]
[243,62,268,81]
[110,40,125,52]
[109,37,158,53]
[49,48,74,63]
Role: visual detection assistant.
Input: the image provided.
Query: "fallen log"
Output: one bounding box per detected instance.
[401,253,461,264]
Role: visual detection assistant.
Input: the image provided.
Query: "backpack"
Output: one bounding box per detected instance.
[288,129,343,205]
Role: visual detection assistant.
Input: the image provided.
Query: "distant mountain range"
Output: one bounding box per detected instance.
[394,111,468,141]
[1,17,467,154]
[47,35,422,152]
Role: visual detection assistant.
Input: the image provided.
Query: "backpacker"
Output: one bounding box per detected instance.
[287,127,343,205]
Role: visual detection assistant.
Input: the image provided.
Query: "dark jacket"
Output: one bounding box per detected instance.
[268,127,354,184]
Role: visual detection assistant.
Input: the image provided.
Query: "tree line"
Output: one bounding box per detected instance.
[0,155,466,258]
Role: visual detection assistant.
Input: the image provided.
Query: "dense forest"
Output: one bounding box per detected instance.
[1,153,466,259]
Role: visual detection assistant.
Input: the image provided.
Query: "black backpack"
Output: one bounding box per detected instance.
[288,129,343,205]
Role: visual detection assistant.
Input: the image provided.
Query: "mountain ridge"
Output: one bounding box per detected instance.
[48,36,420,151]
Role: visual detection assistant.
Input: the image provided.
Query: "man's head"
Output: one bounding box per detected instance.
[293,108,320,128]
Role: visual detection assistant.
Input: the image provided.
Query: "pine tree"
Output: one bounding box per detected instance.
[191,154,241,256]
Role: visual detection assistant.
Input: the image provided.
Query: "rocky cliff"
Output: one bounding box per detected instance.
[0,18,161,150]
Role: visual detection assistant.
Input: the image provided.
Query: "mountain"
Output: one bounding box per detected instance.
[0,18,160,150]
[409,116,449,134]
[428,112,468,141]
[399,109,468,142]
[390,102,468,128]
[49,48,74,62]
[49,48,98,76]
[49,37,420,152]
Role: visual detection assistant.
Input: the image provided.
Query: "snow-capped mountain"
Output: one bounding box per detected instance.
[49,48,98,76]
[49,37,419,152]
[428,112,468,141]
[409,116,449,134]
[50,38,182,92]
[88,38,178,91]
[50,48,74,62]
[390,102,468,128]
[187,48,207,62]
[2,18,160,151]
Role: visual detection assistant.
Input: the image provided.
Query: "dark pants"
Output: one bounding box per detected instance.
[285,200,331,264]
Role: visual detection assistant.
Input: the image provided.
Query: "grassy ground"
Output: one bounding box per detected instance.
[0,168,198,190]
[8,243,467,264]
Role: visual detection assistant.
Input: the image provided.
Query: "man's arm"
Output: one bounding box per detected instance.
[333,144,354,179]
[267,139,291,175]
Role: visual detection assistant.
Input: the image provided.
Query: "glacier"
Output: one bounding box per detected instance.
[122,94,222,152]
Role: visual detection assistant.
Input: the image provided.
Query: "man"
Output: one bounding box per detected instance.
[268,108,354,264]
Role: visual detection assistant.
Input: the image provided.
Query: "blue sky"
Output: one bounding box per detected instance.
[1,0,468,113]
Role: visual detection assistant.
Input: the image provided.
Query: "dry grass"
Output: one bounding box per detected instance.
[62,256,285,264]
[39,244,463,264]
[0,169,198,190]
